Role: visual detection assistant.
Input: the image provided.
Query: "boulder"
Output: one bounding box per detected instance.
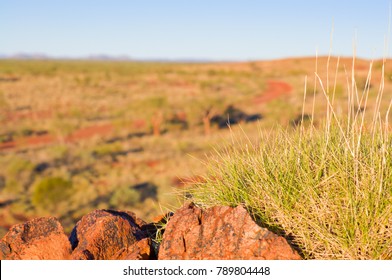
[158,202,301,260]
[69,209,151,260]
[0,217,72,260]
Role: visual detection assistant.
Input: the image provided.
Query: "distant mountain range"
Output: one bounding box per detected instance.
[0,53,132,61]
[0,53,52,60]
[0,53,215,63]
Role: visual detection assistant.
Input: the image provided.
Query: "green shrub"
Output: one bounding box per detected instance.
[109,186,141,209]
[31,177,73,214]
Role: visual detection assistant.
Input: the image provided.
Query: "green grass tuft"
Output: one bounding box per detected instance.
[191,57,392,260]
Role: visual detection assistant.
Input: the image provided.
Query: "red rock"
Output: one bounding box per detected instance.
[113,238,151,260]
[0,217,72,260]
[69,209,151,260]
[158,203,301,260]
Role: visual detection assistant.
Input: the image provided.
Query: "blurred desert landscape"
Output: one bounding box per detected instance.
[1,56,391,237]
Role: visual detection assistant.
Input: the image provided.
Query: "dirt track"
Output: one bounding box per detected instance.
[0,123,114,151]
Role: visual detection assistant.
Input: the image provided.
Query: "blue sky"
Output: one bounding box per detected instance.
[0,0,391,60]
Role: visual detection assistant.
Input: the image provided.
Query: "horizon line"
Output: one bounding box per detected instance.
[0,53,389,63]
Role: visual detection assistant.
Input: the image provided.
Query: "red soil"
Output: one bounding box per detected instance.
[25,133,57,147]
[0,141,16,150]
[3,110,53,122]
[0,123,114,151]
[254,80,293,104]
[66,123,113,142]
[145,160,161,168]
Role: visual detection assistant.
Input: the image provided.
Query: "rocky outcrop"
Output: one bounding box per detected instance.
[0,204,302,260]
[0,217,71,260]
[69,209,151,260]
[158,203,301,260]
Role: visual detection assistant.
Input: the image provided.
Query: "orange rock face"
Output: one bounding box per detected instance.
[0,217,72,260]
[158,203,301,260]
[69,209,151,260]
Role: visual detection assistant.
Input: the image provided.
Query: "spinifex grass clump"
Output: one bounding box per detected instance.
[191,57,392,259]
